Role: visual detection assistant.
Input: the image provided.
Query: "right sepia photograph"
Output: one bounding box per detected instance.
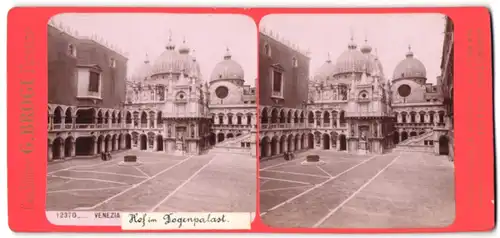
[258,14,455,228]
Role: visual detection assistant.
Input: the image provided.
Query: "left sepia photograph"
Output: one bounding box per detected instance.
[45,13,257,227]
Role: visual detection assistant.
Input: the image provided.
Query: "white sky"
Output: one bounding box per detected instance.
[260,13,446,84]
[51,13,257,86]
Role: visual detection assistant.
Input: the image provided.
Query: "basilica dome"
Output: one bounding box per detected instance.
[333,39,374,76]
[392,46,427,81]
[313,54,336,82]
[209,48,244,82]
[150,37,200,77]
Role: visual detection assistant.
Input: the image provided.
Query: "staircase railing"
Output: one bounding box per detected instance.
[399,131,433,145]
[216,132,250,147]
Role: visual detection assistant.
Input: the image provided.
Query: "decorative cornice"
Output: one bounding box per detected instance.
[48,19,128,58]
[259,25,310,58]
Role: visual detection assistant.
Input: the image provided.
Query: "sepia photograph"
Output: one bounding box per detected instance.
[46,13,257,223]
[258,14,455,228]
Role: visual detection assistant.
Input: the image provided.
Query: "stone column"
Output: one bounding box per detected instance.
[59,142,64,159]
[72,116,76,129]
[378,122,382,137]
[48,143,53,161]
[108,140,112,152]
[101,140,105,152]
[336,137,341,151]
[71,140,76,156]
[93,140,98,155]
[336,117,340,128]
[153,136,157,151]
[48,115,54,130]
[266,142,271,157]
[274,141,280,155]
[61,116,66,129]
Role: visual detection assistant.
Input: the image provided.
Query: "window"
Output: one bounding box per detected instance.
[272,70,283,97]
[292,57,298,67]
[397,84,411,97]
[215,86,229,99]
[110,58,116,68]
[237,116,242,125]
[88,71,100,93]
[218,115,223,124]
[264,43,271,57]
[247,115,251,125]
[68,44,76,57]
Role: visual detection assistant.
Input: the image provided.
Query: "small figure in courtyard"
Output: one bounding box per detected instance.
[106,152,112,160]
[100,152,106,161]
[284,152,290,161]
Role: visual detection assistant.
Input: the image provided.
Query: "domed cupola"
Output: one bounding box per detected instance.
[313,52,336,82]
[178,37,190,54]
[333,36,372,76]
[360,38,372,54]
[150,32,196,77]
[209,47,245,84]
[392,45,427,83]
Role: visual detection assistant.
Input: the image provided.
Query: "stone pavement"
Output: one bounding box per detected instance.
[259,150,455,228]
[46,150,256,213]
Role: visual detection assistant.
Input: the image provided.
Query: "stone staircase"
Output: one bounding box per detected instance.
[394,131,434,153]
[399,131,433,145]
[209,133,252,155]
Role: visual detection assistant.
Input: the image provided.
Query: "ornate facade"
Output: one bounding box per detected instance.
[48,22,256,161]
[47,22,130,161]
[259,24,454,159]
[125,37,257,156]
[258,30,312,159]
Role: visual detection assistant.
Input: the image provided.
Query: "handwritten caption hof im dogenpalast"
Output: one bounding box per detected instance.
[125,212,235,229]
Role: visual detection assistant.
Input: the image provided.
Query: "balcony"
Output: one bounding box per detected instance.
[259,123,308,130]
[212,124,253,130]
[48,122,164,132]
